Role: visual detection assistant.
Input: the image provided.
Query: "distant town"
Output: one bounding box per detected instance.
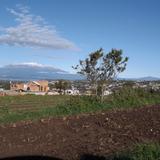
[0,79,160,96]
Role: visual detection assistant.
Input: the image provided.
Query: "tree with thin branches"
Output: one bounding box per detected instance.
[73,48,128,101]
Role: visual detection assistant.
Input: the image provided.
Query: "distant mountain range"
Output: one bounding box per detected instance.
[0,63,83,81]
[120,76,160,81]
[0,63,159,81]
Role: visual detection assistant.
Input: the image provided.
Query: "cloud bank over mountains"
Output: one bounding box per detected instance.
[0,5,79,50]
[3,62,66,72]
[0,62,83,80]
[4,62,67,73]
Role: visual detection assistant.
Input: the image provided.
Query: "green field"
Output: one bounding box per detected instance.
[0,87,160,123]
[0,95,70,111]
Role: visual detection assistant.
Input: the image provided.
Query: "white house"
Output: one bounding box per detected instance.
[65,89,80,95]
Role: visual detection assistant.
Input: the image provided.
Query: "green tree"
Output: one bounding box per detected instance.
[73,48,103,95]
[55,80,71,95]
[0,81,10,90]
[73,48,128,101]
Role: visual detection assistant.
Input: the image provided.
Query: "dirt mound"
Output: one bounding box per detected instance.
[0,105,159,160]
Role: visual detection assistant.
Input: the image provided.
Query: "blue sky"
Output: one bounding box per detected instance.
[0,0,160,78]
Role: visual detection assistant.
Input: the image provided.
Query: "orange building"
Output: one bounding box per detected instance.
[10,83,25,91]
[27,80,49,92]
[10,80,49,92]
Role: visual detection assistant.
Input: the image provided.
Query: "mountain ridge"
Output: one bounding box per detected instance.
[0,63,159,81]
[0,63,83,81]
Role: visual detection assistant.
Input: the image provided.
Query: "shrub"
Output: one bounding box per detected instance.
[105,87,160,109]
[112,143,160,160]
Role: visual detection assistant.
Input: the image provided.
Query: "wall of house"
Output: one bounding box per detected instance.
[27,82,40,92]
[10,83,24,91]
[37,81,49,92]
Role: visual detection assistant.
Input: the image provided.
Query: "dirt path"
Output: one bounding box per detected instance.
[0,105,159,160]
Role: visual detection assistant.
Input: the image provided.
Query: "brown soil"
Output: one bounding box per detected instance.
[0,105,159,160]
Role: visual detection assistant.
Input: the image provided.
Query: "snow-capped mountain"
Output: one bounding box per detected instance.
[0,62,83,80]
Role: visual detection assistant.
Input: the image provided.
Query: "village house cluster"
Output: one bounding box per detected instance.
[7,80,81,96]
[0,79,160,96]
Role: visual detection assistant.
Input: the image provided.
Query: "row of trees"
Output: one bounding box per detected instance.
[0,81,10,90]
[73,48,128,101]
[49,80,71,95]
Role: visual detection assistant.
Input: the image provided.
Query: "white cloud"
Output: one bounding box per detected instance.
[18,62,48,67]
[0,5,79,50]
[8,62,57,68]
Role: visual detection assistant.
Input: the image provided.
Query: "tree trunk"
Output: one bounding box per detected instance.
[100,84,105,103]
[95,82,98,96]
[60,88,62,95]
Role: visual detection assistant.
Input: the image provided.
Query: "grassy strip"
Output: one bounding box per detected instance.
[110,143,160,160]
[0,87,160,123]
[0,95,69,108]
